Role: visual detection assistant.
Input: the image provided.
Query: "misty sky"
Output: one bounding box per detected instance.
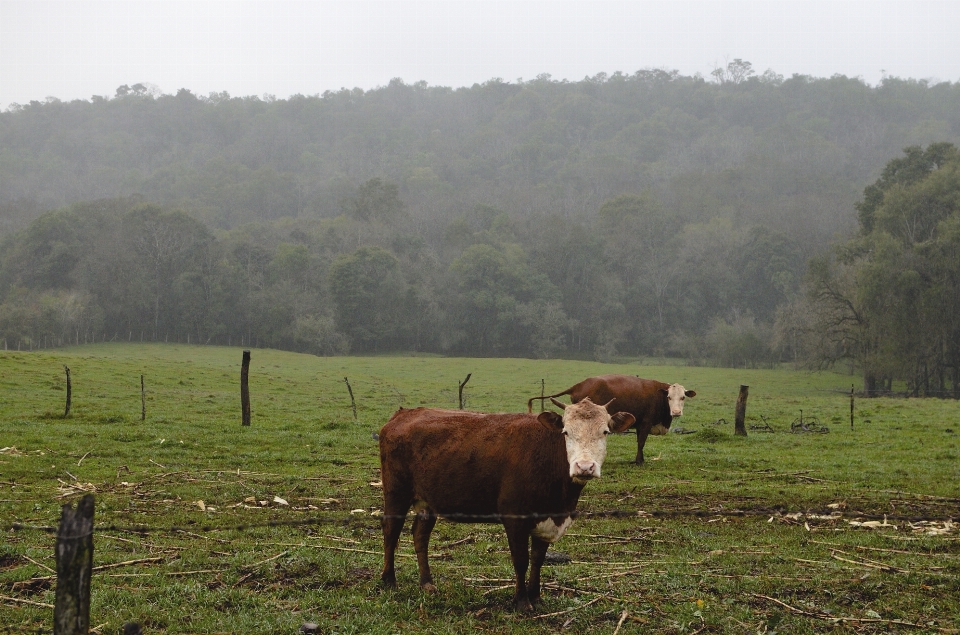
[2,0,959,107]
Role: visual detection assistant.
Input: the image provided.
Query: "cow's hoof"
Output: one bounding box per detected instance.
[379,576,397,589]
[515,599,535,614]
[420,582,438,593]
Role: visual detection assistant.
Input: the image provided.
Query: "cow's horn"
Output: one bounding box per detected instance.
[601,398,616,408]
[549,397,567,410]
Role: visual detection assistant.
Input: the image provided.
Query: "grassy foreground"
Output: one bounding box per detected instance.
[1,344,958,634]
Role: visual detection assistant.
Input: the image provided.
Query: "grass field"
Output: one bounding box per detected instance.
[1,344,959,634]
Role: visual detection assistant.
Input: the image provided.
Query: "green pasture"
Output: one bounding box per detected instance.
[1,344,958,634]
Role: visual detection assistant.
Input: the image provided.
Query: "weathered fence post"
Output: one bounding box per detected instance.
[240,350,251,427]
[54,493,94,635]
[63,365,72,418]
[850,384,855,429]
[734,385,749,437]
[343,377,357,420]
[141,375,146,422]
[458,373,472,410]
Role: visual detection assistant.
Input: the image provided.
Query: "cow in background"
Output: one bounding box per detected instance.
[528,374,696,465]
[378,399,635,613]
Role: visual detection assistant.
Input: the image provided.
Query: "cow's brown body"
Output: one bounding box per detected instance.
[529,375,695,465]
[378,403,633,612]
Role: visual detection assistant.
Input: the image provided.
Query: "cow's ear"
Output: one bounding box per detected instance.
[609,412,636,433]
[659,387,668,394]
[685,390,696,398]
[537,411,564,432]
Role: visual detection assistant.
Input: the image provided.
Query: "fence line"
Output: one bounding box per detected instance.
[7,505,957,538]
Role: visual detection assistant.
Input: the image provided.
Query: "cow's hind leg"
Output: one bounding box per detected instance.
[411,503,438,592]
[503,521,533,613]
[380,491,412,588]
[526,536,550,604]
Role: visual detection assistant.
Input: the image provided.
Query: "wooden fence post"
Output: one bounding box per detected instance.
[343,377,357,420]
[63,366,72,418]
[458,373,472,410]
[54,494,95,635]
[850,384,855,430]
[734,385,749,437]
[141,375,146,422]
[240,350,251,427]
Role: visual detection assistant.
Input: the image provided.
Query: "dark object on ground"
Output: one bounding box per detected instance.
[750,415,775,432]
[543,551,572,565]
[122,624,143,635]
[791,411,829,434]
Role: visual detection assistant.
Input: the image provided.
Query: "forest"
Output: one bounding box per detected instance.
[1,61,959,393]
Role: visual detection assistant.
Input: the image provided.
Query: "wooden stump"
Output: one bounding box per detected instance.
[241,350,251,426]
[734,385,749,437]
[63,366,72,418]
[54,494,95,635]
[458,373,472,410]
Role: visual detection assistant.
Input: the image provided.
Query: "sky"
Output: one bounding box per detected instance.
[2,0,959,107]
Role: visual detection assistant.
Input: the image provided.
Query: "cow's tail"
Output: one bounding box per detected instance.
[527,387,574,413]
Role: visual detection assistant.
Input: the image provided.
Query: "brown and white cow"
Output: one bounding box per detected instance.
[378,399,635,613]
[528,374,696,465]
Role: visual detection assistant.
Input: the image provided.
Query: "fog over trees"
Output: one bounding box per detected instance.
[1,63,959,392]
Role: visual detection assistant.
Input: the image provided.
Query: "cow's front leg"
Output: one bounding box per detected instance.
[411,506,438,592]
[503,521,533,613]
[635,425,650,464]
[526,536,550,604]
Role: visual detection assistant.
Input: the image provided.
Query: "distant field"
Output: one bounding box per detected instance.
[2,344,958,634]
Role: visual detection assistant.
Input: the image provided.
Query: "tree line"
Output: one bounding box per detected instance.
[0,184,805,362]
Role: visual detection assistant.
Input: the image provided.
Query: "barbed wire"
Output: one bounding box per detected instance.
[6,505,957,538]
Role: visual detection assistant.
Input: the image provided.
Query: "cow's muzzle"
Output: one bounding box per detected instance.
[571,460,598,481]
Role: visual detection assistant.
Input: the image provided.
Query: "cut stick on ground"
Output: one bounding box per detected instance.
[532,595,602,620]
[612,610,629,635]
[173,530,231,543]
[1,593,55,608]
[245,551,288,569]
[567,530,656,539]
[94,557,165,571]
[292,542,416,558]
[98,534,186,551]
[810,539,959,557]
[105,569,222,578]
[22,553,55,573]
[751,593,926,629]
[830,552,908,573]
[20,557,167,583]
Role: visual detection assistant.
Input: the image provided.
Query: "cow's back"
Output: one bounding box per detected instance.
[379,408,568,517]
[568,375,668,423]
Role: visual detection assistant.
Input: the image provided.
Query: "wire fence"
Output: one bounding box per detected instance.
[7,504,957,539]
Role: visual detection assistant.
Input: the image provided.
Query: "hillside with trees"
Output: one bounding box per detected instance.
[1,62,959,380]
[782,143,960,396]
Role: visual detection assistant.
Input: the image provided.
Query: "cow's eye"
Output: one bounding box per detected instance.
[561,430,568,436]
[603,429,610,435]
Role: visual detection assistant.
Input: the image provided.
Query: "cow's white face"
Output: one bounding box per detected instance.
[665,383,696,417]
[538,398,635,483]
